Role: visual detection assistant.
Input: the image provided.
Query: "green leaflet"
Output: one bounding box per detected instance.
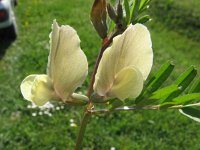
[189,78,200,93]
[150,85,179,100]
[135,61,174,104]
[124,0,130,23]
[108,19,116,33]
[162,66,197,103]
[137,85,179,107]
[160,93,200,108]
[137,15,151,24]
[130,0,141,23]
[139,0,151,12]
[172,93,200,104]
[146,61,175,93]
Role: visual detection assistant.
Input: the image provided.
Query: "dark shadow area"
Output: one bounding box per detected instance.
[0,29,16,59]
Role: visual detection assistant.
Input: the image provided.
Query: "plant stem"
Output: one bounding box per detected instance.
[74,37,111,149]
[87,37,112,97]
[75,28,125,150]
[74,38,110,149]
[75,111,91,150]
[87,30,124,97]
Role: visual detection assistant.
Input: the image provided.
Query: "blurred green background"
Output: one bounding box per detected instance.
[0,0,200,149]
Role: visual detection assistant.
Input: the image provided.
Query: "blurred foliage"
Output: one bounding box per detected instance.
[150,0,200,41]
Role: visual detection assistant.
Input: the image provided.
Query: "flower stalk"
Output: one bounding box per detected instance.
[75,37,113,149]
[75,111,91,150]
[75,28,125,149]
[87,29,125,98]
[19,0,200,149]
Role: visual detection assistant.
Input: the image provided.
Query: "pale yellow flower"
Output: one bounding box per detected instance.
[20,20,88,106]
[94,24,153,100]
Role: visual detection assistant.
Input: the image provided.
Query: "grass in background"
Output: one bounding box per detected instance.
[0,0,200,149]
[151,0,200,42]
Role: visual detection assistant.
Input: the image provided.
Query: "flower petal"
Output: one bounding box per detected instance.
[31,75,56,106]
[20,74,56,106]
[20,74,37,101]
[94,24,153,97]
[48,21,88,99]
[108,66,143,100]
[47,20,60,78]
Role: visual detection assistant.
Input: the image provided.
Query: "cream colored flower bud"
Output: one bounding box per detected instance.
[94,24,153,100]
[20,20,88,106]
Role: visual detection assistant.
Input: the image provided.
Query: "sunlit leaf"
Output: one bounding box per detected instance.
[172,93,200,104]
[108,19,116,33]
[162,66,197,103]
[135,61,174,104]
[189,78,200,93]
[130,0,141,23]
[124,0,130,23]
[139,0,151,10]
[150,85,179,100]
[146,61,174,93]
[137,15,151,24]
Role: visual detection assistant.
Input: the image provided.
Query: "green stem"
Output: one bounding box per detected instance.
[75,111,91,150]
[74,25,126,150]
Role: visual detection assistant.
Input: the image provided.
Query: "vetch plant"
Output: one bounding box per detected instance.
[20,0,200,149]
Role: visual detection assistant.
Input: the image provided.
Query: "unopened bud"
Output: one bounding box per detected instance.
[107,3,117,23]
[117,0,123,21]
[91,0,107,38]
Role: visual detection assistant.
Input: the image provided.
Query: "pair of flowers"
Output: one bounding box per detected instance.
[20,20,153,106]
